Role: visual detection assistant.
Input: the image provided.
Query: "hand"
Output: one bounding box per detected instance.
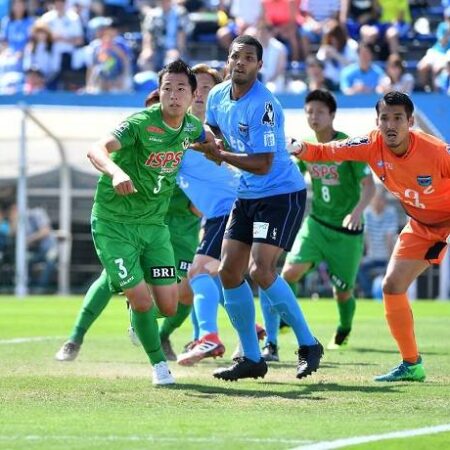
[286,137,304,156]
[112,169,137,196]
[342,213,363,231]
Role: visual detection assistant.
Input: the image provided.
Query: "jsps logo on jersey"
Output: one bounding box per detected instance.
[417,175,432,186]
[340,136,370,147]
[238,122,249,137]
[145,151,184,168]
[309,164,339,180]
[151,266,176,279]
[261,102,275,126]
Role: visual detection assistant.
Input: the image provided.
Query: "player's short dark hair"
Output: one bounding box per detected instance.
[375,91,414,118]
[230,35,263,61]
[305,89,337,114]
[158,59,197,93]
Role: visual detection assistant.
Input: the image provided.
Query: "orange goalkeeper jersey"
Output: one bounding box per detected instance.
[301,129,450,226]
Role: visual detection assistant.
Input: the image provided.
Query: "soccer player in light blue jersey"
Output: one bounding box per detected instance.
[200,35,323,381]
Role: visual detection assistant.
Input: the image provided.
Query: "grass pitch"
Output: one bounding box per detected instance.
[0,296,449,450]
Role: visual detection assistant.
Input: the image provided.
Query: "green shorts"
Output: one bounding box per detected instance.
[91,216,177,291]
[286,216,364,291]
[166,214,200,278]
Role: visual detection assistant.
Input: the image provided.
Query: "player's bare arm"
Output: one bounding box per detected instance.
[218,151,274,175]
[88,135,137,196]
[343,174,376,231]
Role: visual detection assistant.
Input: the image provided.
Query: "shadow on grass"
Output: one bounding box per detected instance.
[352,347,442,356]
[172,381,403,400]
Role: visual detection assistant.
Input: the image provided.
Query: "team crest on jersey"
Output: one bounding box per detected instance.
[238,122,249,137]
[182,137,191,150]
[417,175,432,186]
[342,136,370,147]
[183,123,197,133]
[261,102,275,126]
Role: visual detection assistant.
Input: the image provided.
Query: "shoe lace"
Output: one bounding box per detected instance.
[154,362,170,377]
[391,362,409,376]
[64,342,77,352]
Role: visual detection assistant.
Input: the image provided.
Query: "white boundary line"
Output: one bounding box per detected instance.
[0,435,312,445]
[291,424,450,450]
[0,336,63,345]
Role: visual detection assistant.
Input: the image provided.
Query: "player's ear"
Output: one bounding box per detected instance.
[409,115,414,128]
[258,60,263,70]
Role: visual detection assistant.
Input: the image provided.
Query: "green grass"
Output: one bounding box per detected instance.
[0,296,449,450]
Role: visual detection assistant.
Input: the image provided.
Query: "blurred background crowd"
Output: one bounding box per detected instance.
[0,0,450,96]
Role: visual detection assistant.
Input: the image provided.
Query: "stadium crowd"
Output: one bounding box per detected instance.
[0,0,450,95]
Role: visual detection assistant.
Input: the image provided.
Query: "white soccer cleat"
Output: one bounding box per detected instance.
[152,361,175,385]
[128,326,141,347]
[55,341,81,361]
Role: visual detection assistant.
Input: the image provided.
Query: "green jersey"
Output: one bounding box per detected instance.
[299,131,371,228]
[92,104,204,225]
[166,185,195,218]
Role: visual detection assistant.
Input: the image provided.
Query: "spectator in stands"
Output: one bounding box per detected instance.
[434,50,450,94]
[376,52,414,94]
[299,0,340,57]
[22,20,59,84]
[7,202,58,293]
[316,18,358,86]
[85,18,131,92]
[304,54,337,91]
[216,0,262,50]
[23,66,47,92]
[261,0,302,61]
[40,0,84,81]
[340,42,385,94]
[417,6,450,91]
[0,0,34,74]
[339,0,377,41]
[138,0,188,72]
[357,187,398,298]
[359,0,412,57]
[245,22,288,93]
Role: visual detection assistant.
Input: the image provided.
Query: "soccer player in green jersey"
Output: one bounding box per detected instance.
[56,60,213,385]
[260,89,375,360]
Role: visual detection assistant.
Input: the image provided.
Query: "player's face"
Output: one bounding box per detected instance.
[305,101,334,133]
[191,73,215,117]
[376,102,414,151]
[227,43,262,86]
[159,72,194,120]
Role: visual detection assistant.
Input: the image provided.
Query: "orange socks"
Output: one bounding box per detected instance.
[383,293,419,364]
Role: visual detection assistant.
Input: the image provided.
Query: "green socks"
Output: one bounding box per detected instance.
[69,271,112,344]
[160,303,192,341]
[337,296,356,333]
[131,307,165,365]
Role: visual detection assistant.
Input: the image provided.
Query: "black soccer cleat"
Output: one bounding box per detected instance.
[296,340,324,379]
[213,357,268,381]
[262,342,280,362]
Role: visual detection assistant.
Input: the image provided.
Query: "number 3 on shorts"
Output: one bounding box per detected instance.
[114,258,128,279]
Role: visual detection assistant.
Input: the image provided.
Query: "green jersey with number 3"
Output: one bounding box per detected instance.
[92,104,204,225]
[298,131,371,228]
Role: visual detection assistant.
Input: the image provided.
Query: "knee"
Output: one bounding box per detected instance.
[281,265,299,283]
[249,264,274,288]
[382,274,396,295]
[127,289,152,313]
[219,264,240,289]
[158,301,177,317]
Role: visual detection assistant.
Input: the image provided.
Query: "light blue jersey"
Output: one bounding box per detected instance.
[177,149,238,219]
[206,79,305,199]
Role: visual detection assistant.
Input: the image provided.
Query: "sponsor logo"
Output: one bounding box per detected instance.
[146,126,165,134]
[179,260,191,271]
[253,222,269,239]
[340,136,370,147]
[148,137,163,142]
[238,122,249,137]
[417,175,432,186]
[114,121,129,136]
[119,275,135,287]
[145,151,184,168]
[330,274,348,290]
[151,266,176,279]
[309,164,339,180]
[271,228,277,240]
[261,102,275,126]
[263,132,275,147]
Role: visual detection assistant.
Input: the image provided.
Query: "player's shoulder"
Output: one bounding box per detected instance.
[412,129,447,150]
